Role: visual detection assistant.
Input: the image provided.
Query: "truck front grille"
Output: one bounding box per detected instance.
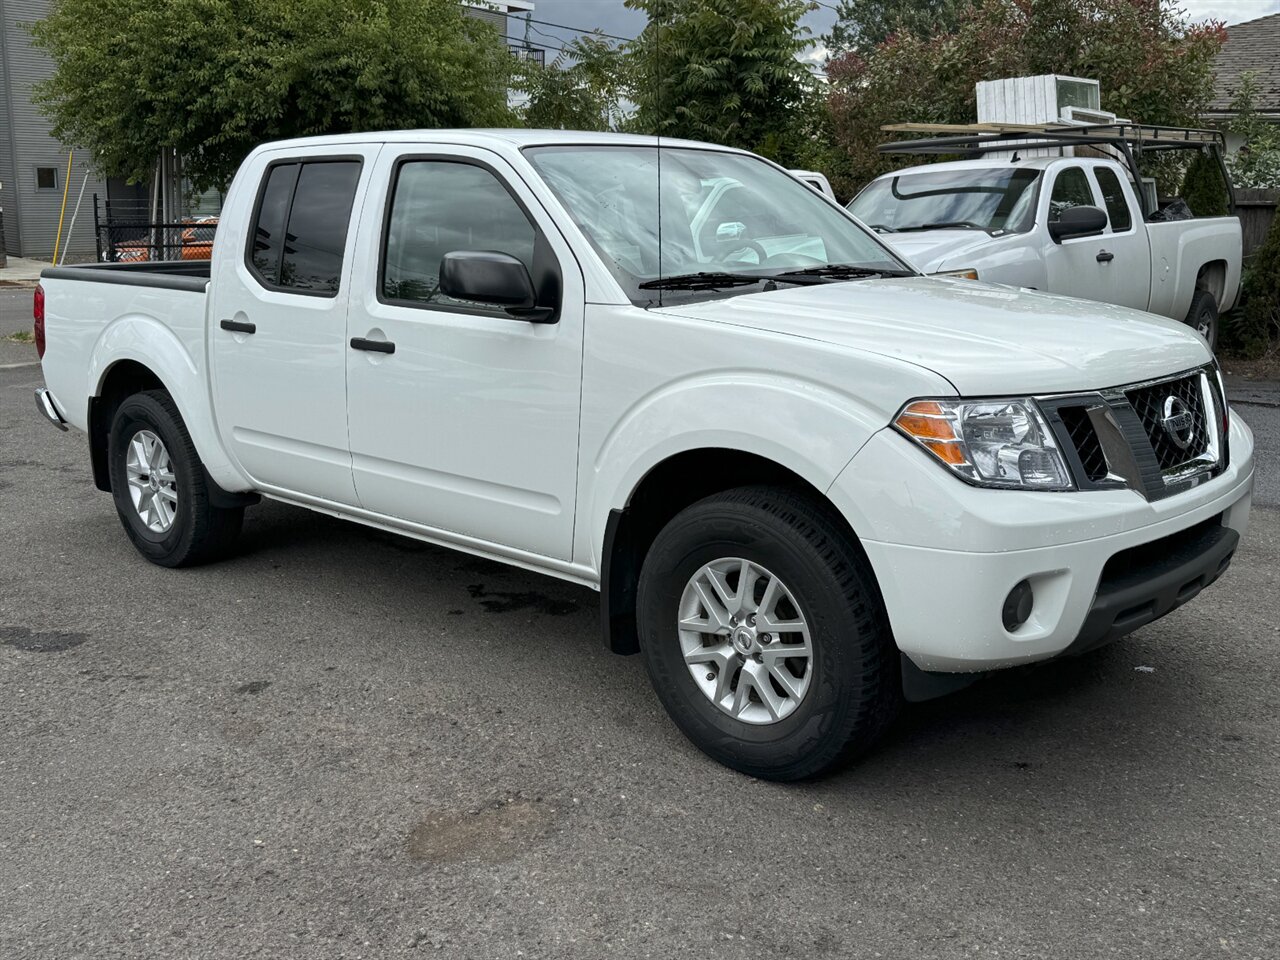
[1042,366,1225,501]
[1057,406,1109,482]
[1125,373,1211,473]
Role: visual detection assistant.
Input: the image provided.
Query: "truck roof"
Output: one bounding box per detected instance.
[250,129,746,154]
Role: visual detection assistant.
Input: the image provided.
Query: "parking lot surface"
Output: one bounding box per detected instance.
[2,301,1277,959]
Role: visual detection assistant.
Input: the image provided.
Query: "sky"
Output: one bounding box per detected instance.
[522,0,1280,62]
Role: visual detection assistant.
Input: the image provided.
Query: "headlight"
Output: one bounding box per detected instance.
[893,398,1073,490]
[931,268,979,280]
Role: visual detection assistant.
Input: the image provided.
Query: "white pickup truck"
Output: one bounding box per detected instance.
[848,154,1242,348]
[34,130,1254,780]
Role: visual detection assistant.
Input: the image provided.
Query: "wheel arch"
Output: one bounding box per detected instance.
[88,359,166,490]
[88,354,254,506]
[1195,259,1228,308]
[600,448,868,655]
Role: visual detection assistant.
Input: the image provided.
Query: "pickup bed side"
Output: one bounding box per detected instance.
[1145,218,1241,320]
[38,261,251,497]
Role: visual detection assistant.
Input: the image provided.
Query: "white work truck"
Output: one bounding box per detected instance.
[848,125,1243,348]
[33,131,1254,780]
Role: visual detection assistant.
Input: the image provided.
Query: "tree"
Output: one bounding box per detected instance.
[516,33,628,132]
[1224,214,1280,359]
[1179,150,1229,217]
[624,0,819,165]
[30,0,516,191]
[826,0,964,56]
[825,0,1226,197]
[1225,72,1280,190]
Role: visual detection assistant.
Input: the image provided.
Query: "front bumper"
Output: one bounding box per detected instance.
[831,411,1254,672]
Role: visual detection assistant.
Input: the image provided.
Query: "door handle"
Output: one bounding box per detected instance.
[1096,250,1114,263]
[220,319,256,334]
[350,337,395,355]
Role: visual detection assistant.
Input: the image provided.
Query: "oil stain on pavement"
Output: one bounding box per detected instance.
[407,797,557,865]
[0,625,88,652]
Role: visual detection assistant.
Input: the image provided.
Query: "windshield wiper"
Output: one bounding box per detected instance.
[775,263,910,282]
[637,271,825,291]
[893,221,987,233]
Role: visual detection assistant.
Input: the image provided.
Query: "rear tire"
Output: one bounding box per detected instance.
[637,485,900,781]
[107,390,243,567]
[1185,288,1218,351]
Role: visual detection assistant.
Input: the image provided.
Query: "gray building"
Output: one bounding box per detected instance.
[1,0,109,260]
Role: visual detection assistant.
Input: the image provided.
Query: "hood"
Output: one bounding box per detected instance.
[877,230,998,273]
[656,276,1211,397]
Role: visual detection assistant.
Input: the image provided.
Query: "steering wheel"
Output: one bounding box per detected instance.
[715,240,768,265]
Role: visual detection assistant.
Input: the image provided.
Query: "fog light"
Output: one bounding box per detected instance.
[1002,580,1034,631]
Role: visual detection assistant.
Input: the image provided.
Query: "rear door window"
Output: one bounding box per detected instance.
[1092,167,1133,232]
[246,159,362,296]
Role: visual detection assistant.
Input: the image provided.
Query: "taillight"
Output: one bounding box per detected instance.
[33,284,46,359]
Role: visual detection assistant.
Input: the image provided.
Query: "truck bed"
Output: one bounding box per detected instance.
[41,260,211,293]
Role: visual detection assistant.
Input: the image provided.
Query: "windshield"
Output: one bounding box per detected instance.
[524,145,910,304]
[849,167,1041,235]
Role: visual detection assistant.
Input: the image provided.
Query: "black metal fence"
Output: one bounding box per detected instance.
[509,41,545,66]
[93,195,219,263]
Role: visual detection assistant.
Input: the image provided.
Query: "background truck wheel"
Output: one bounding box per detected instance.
[1185,288,1218,351]
[107,390,243,567]
[636,485,900,780]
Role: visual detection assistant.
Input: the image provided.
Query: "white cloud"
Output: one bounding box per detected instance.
[1178,0,1280,24]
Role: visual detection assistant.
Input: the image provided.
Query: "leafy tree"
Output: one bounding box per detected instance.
[826,0,1226,197]
[516,33,629,131]
[826,0,965,55]
[1224,214,1280,358]
[30,0,516,191]
[1179,150,1229,217]
[1225,72,1280,190]
[624,0,819,164]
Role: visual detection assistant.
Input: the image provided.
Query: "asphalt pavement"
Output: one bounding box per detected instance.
[1,293,1278,959]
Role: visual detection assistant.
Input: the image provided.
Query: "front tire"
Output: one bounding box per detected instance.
[637,486,900,780]
[1185,288,1218,351]
[107,390,243,567]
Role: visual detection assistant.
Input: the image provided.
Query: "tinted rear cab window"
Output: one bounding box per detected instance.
[1093,167,1133,232]
[247,159,362,296]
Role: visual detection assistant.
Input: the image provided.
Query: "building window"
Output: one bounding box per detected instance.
[35,167,59,191]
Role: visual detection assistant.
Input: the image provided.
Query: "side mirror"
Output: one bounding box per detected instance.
[1047,205,1108,243]
[439,250,555,322]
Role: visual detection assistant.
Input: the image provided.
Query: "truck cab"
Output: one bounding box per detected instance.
[848,133,1242,348]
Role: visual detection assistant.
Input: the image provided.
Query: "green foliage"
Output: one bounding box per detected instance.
[516,33,629,131]
[1225,72,1280,190]
[826,0,1227,197]
[826,0,964,55]
[624,0,820,165]
[1223,214,1280,359]
[1180,150,1229,217]
[30,0,516,191]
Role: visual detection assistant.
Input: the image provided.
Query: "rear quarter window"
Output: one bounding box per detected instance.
[1093,167,1133,232]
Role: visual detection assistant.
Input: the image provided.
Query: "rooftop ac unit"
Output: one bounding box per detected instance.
[1059,106,1121,126]
[977,75,1101,126]
[976,75,1104,159]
